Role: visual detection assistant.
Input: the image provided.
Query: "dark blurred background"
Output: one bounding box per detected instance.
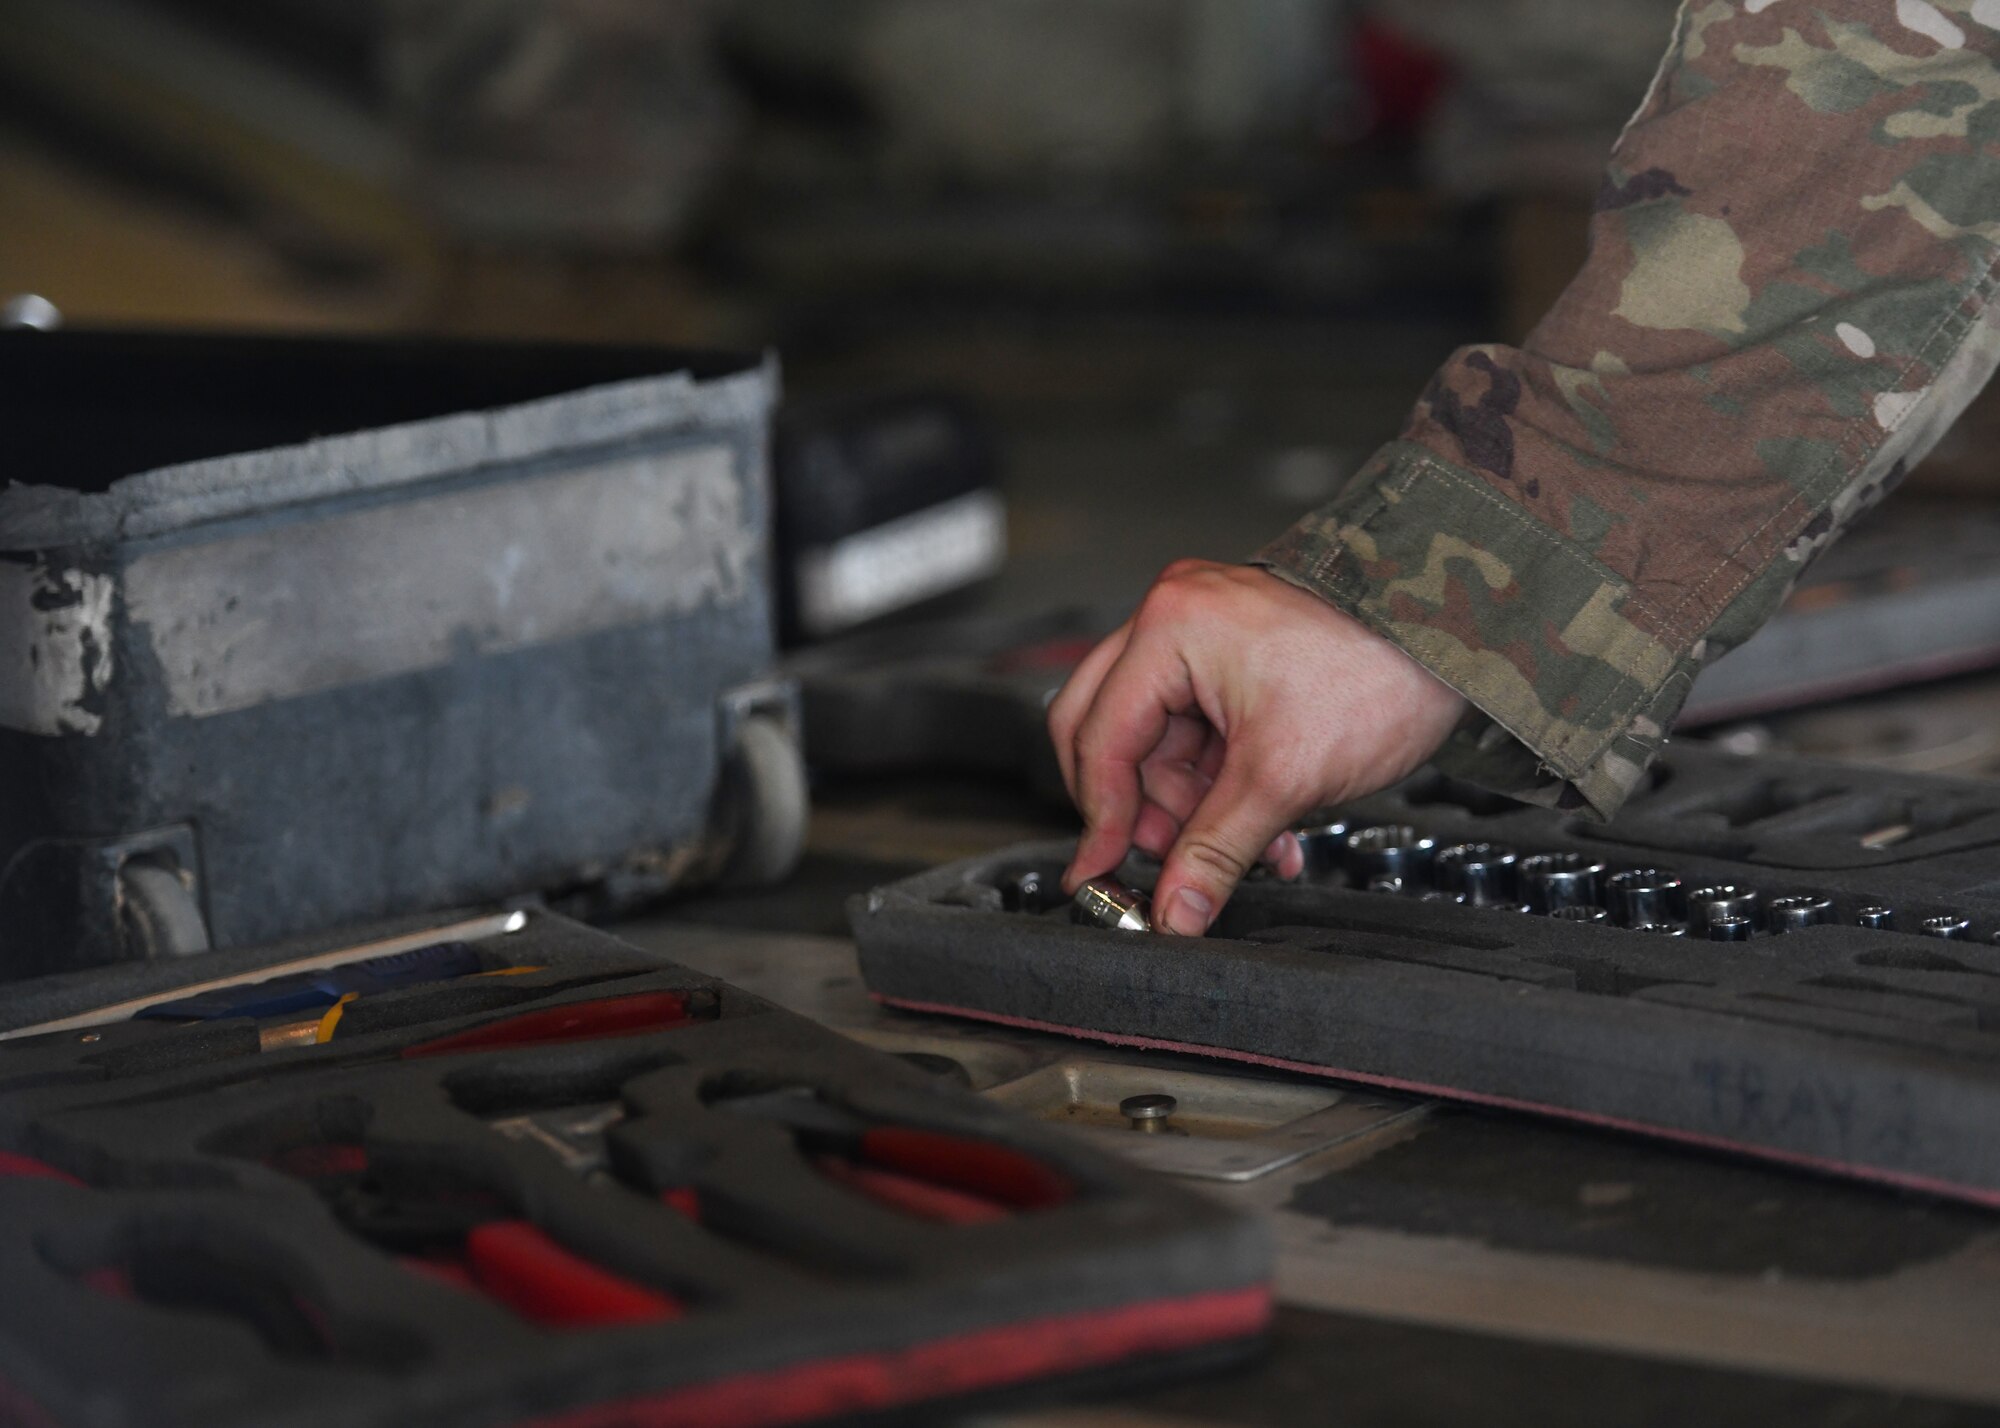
[0,1,1670,598]
[8,0,1998,635]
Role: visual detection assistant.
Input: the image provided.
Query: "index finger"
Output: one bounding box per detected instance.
[1046,619,1131,807]
[1063,630,1195,890]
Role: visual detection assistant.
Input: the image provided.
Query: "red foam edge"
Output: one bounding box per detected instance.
[873,993,2000,1211]
[3,1274,1269,1428]
[528,1284,1270,1428]
[0,1152,84,1186]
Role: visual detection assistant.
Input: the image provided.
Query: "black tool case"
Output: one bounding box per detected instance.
[853,745,2000,1207]
[0,911,1270,1428]
[0,332,806,979]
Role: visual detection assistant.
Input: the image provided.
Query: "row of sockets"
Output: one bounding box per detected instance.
[1295,819,1984,943]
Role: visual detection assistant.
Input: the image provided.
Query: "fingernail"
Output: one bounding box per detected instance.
[1164,888,1213,936]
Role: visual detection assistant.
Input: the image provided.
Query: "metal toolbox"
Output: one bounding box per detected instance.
[0,332,806,979]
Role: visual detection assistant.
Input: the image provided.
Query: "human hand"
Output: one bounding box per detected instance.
[1048,560,1467,936]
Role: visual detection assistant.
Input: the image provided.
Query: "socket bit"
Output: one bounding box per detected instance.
[1686,884,1761,934]
[1768,895,1836,933]
[1294,820,1350,881]
[1706,915,1755,942]
[1001,869,1050,913]
[1855,904,1895,930]
[1634,922,1688,936]
[1519,852,1606,914]
[1550,905,1609,924]
[1366,875,1406,895]
[1921,915,1972,941]
[1120,1093,1178,1133]
[1343,825,1435,889]
[1434,842,1519,907]
[1605,868,1683,927]
[1071,879,1153,932]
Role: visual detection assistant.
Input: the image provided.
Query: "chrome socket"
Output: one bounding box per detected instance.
[1686,884,1761,935]
[1633,922,1688,936]
[1120,1093,1178,1133]
[1768,894,1836,933]
[1433,842,1519,907]
[1550,905,1610,924]
[1519,852,1607,914]
[1855,904,1895,930]
[1706,915,1755,942]
[1343,825,1435,890]
[1071,879,1153,932]
[1294,820,1350,881]
[1001,869,1050,913]
[1605,868,1683,928]
[1921,915,1972,941]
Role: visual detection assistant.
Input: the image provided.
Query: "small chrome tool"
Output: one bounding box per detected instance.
[1686,885,1761,934]
[1706,915,1755,942]
[1519,852,1606,914]
[1001,869,1049,913]
[1071,879,1153,932]
[1550,905,1609,924]
[1855,904,1895,930]
[1921,915,1972,941]
[1768,895,1836,933]
[1294,820,1350,881]
[1434,843,1519,907]
[1605,869,1683,928]
[1343,825,1434,889]
[1120,1093,1179,1133]
[1633,922,1687,936]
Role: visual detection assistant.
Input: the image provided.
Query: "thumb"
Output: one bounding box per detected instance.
[1153,756,1293,937]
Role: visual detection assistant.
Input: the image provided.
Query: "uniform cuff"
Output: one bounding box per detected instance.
[1253,440,1700,819]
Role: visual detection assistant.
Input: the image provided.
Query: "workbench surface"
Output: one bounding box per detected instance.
[613,779,2000,1426]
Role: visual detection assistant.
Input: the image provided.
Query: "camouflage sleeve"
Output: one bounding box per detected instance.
[1256,0,2000,818]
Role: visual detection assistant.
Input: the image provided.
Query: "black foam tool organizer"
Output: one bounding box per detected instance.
[0,913,1270,1428]
[852,745,2000,1208]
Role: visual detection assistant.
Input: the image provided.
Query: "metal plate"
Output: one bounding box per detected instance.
[986,1059,1428,1182]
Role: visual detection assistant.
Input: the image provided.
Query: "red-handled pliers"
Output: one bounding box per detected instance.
[717,1088,1074,1224]
[271,1143,682,1328]
[399,990,702,1059]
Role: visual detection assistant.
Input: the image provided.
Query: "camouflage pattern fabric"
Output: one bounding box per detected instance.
[1257,0,2000,818]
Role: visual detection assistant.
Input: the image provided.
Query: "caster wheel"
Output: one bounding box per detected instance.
[119,861,210,959]
[719,714,809,889]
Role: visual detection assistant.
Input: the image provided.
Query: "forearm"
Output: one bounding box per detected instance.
[1261,0,2000,817]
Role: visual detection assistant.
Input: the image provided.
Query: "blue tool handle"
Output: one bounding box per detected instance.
[135,941,484,1021]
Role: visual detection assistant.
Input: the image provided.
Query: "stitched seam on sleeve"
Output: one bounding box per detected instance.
[1335,452,1659,772]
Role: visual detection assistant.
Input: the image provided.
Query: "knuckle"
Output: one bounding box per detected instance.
[1137,580,1187,624]
[1178,837,1249,886]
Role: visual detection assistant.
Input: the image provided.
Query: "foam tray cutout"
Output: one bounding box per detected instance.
[0,913,1269,1428]
[853,746,2000,1207]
